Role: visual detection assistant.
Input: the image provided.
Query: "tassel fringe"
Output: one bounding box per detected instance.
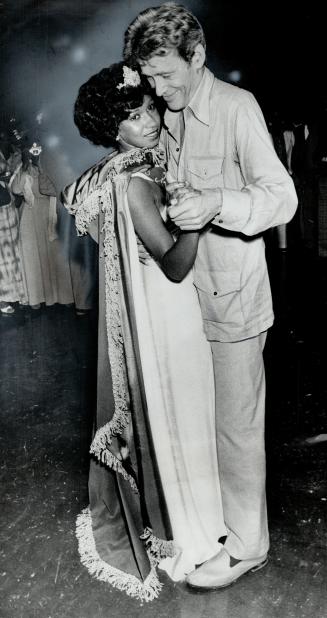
[76,508,163,603]
[89,444,138,493]
[144,531,176,564]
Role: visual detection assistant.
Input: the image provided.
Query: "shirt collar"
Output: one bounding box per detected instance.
[164,67,214,135]
[187,67,214,125]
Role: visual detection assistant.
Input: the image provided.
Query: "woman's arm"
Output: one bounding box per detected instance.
[127,177,199,282]
[10,168,34,207]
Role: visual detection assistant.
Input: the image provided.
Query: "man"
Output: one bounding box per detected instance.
[124,3,297,589]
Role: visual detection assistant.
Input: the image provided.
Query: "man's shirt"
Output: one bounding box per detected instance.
[161,68,297,341]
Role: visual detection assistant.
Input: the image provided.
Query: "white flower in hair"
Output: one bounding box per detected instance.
[117,65,141,90]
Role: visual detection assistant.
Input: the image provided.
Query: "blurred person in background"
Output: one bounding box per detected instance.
[0,151,26,314]
[11,140,75,309]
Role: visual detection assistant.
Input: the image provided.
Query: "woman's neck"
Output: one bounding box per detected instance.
[117,136,140,153]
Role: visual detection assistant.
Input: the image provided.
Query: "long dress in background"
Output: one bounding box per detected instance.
[11,164,74,307]
[0,181,26,305]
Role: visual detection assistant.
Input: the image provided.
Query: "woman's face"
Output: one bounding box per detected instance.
[118,94,160,150]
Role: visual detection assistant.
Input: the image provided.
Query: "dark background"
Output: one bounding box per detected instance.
[0,0,325,190]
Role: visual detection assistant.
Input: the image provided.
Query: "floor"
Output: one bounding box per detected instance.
[0,246,326,618]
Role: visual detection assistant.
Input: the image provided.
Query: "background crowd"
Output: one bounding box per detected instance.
[0,119,97,316]
[266,102,327,256]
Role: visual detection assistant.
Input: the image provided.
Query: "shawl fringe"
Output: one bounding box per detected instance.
[88,152,166,470]
[64,186,103,236]
[87,179,133,487]
[141,528,176,563]
[76,508,162,603]
[65,146,165,238]
[74,189,102,236]
[89,444,138,493]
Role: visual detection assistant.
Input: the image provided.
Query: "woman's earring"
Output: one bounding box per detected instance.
[116,134,120,142]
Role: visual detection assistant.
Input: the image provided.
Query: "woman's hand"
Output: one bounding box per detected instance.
[108,435,130,462]
[166,181,190,198]
[109,420,133,461]
[166,181,200,206]
[137,236,152,265]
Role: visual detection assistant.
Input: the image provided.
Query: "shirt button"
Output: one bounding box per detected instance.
[213,291,218,296]
[176,147,180,152]
[218,219,223,224]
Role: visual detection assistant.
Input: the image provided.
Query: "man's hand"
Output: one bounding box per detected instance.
[167,186,222,231]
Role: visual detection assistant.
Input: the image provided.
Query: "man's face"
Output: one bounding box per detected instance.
[140,48,203,112]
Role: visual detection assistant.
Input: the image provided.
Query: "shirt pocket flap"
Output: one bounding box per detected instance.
[188,157,224,180]
[194,270,241,297]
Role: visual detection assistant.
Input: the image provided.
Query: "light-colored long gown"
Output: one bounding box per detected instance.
[12,165,74,307]
[125,172,226,581]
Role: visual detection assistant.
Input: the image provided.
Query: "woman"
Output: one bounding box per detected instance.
[11,144,74,308]
[0,154,26,314]
[63,62,225,600]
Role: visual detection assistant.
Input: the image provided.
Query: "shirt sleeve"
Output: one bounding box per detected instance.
[213,92,298,236]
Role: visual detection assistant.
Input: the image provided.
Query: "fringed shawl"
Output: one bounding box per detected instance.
[62,147,175,602]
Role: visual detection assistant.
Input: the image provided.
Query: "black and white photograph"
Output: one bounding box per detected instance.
[0,1,326,617]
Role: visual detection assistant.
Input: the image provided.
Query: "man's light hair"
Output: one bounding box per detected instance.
[123,3,206,65]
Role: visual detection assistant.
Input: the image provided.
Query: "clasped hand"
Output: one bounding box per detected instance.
[167,182,219,230]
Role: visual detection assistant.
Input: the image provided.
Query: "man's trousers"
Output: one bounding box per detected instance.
[210,332,269,560]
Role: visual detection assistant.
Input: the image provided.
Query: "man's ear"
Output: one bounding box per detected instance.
[191,44,206,70]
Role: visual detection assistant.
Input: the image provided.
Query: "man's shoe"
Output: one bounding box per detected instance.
[186,547,268,590]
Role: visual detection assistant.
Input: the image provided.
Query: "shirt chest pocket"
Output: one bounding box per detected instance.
[187,156,224,190]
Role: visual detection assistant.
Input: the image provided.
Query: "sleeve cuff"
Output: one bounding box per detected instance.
[212,188,251,230]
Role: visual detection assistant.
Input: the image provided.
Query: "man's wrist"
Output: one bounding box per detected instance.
[216,188,223,217]
[203,188,223,221]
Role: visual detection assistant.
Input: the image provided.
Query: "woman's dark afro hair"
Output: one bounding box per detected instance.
[74,62,154,148]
